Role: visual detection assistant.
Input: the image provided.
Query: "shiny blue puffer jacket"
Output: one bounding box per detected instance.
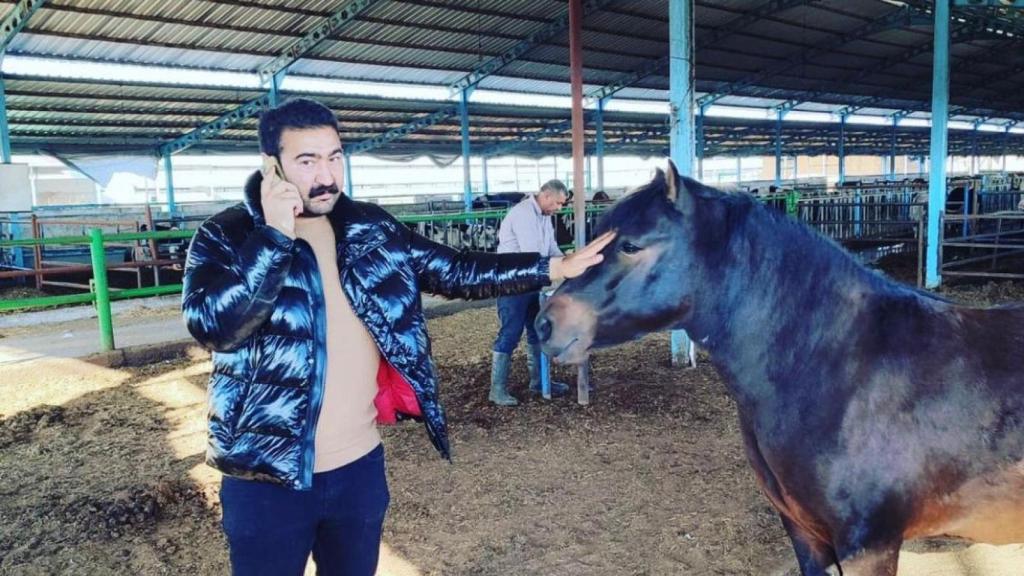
[182,171,550,490]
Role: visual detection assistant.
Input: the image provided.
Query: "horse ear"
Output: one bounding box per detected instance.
[665,159,695,215]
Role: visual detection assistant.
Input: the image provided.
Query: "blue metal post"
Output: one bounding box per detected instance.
[595,97,606,192]
[1004,122,1015,172]
[163,151,176,215]
[696,104,706,180]
[838,113,847,185]
[774,108,783,188]
[344,151,354,197]
[539,291,552,399]
[268,70,286,107]
[971,123,979,176]
[889,116,898,180]
[0,74,10,164]
[926,0,950,289]
[482,156,489,195]
[669,0,695,368]
[460,88,473,210]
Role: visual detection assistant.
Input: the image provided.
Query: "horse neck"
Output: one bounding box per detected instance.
[686,209,881,404]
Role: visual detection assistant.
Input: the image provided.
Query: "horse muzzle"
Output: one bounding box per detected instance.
[536,294,597,365]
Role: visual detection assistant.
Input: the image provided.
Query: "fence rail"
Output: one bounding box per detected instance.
[3,180,1022,351]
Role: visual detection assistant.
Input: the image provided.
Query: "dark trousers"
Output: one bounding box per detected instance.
[493,291,540,354]
[220,444,390,576]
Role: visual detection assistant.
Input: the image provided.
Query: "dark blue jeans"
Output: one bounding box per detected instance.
[493,291,541,354]
[220,444,390,576]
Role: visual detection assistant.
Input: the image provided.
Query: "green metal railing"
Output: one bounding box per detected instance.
[0,228,194,350]
[0,205,613,351]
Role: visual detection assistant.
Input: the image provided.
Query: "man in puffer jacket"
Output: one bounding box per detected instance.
[181,98,614,576]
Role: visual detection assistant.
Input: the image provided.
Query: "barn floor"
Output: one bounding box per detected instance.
[2,278,1024,575]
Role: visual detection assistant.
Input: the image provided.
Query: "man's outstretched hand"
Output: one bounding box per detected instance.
[548,230,617,282]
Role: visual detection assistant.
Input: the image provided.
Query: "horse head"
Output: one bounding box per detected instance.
[537,161,722,364]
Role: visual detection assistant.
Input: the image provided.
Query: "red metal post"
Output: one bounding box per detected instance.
[569,0,590,405]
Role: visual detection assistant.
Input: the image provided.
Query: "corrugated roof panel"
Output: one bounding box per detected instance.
[8,34,269,71]
[1,0,1022,157]
[288,59,459,84]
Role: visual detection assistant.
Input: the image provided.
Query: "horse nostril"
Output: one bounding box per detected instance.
[535,314,552,343]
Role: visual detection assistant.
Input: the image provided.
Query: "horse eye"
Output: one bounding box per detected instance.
[620,241,642,255]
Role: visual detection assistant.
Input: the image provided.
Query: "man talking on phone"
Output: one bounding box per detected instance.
[181,98,614,575]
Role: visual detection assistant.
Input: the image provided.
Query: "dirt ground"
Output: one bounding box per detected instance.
[2,279,1024,575]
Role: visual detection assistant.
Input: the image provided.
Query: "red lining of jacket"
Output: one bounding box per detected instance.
[374,358,422,424]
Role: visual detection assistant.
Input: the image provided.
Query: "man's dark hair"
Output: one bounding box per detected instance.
[258,98,339,156]
[540,179,568,195]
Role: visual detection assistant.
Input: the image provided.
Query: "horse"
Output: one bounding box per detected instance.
[535,162,1024,576]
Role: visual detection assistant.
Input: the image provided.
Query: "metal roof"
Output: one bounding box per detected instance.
[1,0,1023,158]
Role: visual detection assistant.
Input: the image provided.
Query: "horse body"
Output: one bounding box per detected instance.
[537,163,1024,575]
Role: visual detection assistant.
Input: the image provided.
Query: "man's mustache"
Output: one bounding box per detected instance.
[309,183,340,198]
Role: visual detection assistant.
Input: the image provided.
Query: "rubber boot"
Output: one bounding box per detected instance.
[489,351,519,406]
[527,343,569,397]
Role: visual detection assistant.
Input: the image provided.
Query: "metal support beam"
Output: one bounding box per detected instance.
[570,0,585,240]
[350,105,459,155]
[344,151,353,197]
[669,0,695,369]
[2,0,49,162]
[451,0,613,96]
[482,116,581,158]
[482,156,489,195]
[160,95,272,157]
[887,110,910,180]
[774,108,784,187]
[1,0,47,53]
[163,151,176,215]
[268,70,287,107]
[161,0,375,157]
[699,4,922,108]
[0,74,10,163]
[1003,121,1017,172]
[838,113,847,185]
[585,0,820,106]
[595,97,605,192]
[926,0,950,289]
[460,88,473,210]
[697,104,706,180]
[569,0,591,404]
[769,19,996,111]
[257,0,377,86]
[971,122,980,175]
[889,118,897,180]
[356,1,613,156]
[498,0,822,160]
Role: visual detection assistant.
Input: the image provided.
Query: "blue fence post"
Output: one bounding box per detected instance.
[0,74,11,164]
[668,0,695,368]
[595,97,606,192]
[774,108,784,188]
[539,291,552,400]
[163,152,176,216]
[926,0,950,289]
[838,113,847,185]
[460,88,473,211]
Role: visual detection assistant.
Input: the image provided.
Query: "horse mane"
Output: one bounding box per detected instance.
[609,170,946,305]
[721,187,957,304]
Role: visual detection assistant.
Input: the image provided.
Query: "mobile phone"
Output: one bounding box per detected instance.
[264,155,303,217]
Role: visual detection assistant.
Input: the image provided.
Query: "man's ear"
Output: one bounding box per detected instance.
[665,159,694,216]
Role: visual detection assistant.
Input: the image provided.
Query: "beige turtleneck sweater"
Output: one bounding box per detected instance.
[293,215,381,473]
